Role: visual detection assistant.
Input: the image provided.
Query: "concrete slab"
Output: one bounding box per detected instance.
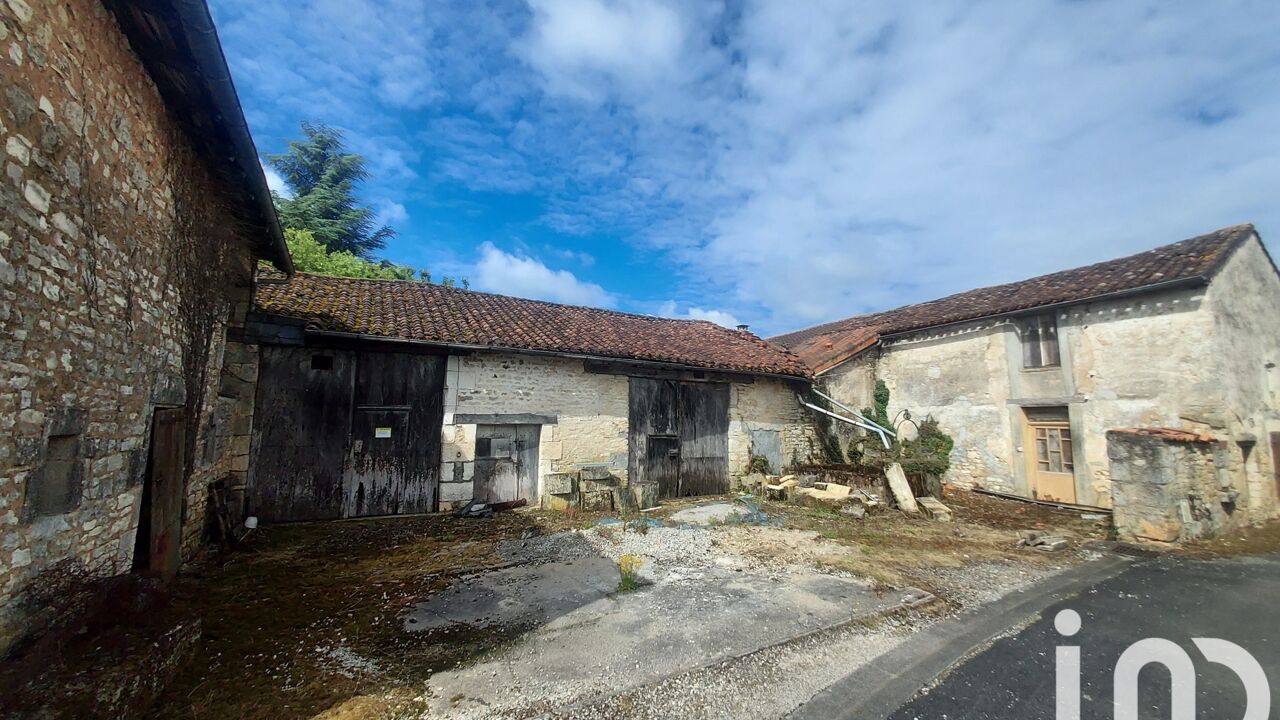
[409,557,919,717]
[667,502,751,525]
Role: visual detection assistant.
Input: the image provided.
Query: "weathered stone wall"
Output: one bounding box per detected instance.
[439,353,631,504]
[1201,237,1280,518]
[728,378,817,475]
[437,352,814,504]
[0,0,256,649]
[1108,430,1238,542]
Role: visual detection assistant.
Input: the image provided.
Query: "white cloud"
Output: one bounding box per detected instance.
[657,300,741,329]
[261,162,291,198]
[523,0,686,101]
[474,242,614,307]
[376,201,409,226]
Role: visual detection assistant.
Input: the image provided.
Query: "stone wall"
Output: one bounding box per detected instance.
[438,351,814,505]
[0,0,258,650]
[1108,429,1238,542]
[439,353,631,505]
[728,378,817,475]
[1202,237,1280,518]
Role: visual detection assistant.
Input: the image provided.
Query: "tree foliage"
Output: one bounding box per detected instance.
[269,122,394,258]
[285,229,469,287]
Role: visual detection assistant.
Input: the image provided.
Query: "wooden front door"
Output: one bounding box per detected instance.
[1027,421,1077,503]
[136,408,185,578]
[676,382,730,496]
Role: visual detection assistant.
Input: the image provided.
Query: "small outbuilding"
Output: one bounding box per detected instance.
[243,272,816,521]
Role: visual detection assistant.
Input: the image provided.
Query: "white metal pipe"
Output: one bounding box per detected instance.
[797,397,892,449]
[810,388,895,438]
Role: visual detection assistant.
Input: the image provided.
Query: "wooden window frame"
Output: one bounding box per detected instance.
[1021,315,1061,369]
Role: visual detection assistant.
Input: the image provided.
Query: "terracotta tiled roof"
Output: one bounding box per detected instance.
[254,272,812,379]
[772,224,1258,373]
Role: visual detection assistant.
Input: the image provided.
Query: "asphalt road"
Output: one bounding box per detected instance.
[887,554,1280,720]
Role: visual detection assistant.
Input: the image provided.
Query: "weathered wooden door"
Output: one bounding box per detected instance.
[249,347,356,522]
[473,424,540,503]
[140,408,185,578]
[342,352,445,517]
[677,382,730,496]
[646,435,680,498]
[1026,420,1076,503]
[628,378,730,499]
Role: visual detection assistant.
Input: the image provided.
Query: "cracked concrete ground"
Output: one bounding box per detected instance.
[409,538,926,718]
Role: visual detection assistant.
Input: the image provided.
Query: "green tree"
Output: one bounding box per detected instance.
[282,229,471,289]
[269,122,394,258]
[285,229,416,280]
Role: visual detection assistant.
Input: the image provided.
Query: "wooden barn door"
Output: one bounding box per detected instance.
[248,347,356,522]
[677,382,730,496]
[342,352,445,517]
[628,378,729,499]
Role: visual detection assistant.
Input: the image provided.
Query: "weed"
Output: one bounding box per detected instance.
[616,554,644,592]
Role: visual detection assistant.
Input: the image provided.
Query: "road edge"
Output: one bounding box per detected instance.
[788,554,1133,720]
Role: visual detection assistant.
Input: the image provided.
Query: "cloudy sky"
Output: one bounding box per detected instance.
[210,0,1280,336]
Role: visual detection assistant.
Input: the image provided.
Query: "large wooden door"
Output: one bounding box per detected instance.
[342,352,445,517]
[677,382,730,496]
[249,347,356,521]
[137,408,185,578]
[628,378,730,499]
[1026,420,1076,503]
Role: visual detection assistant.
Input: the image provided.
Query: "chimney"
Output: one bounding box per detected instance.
[736,324,750,332]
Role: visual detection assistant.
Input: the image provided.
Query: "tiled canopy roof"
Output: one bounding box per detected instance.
[771,224,1259,373]
[254,271,812,379]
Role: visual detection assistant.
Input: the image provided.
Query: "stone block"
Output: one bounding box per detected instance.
[543,472,576,495]
[917,496,952,522]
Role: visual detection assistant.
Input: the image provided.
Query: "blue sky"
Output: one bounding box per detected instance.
[210,0,1280,336]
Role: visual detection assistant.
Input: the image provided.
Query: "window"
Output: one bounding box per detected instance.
[1034,426,1073,473]
[1021,315,1060,368]
[29,434,81,516]
[310,354,334,370]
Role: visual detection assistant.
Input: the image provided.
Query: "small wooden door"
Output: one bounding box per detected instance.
[137,408,185,578]
[346,408,411,516]
[1027,421,1076,503]
[473,424,540,504]
[647,435,680,499]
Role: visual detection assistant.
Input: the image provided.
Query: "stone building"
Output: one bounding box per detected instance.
[0,0,291,649]
[244,271,816,520]
[773,225,1280,537]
